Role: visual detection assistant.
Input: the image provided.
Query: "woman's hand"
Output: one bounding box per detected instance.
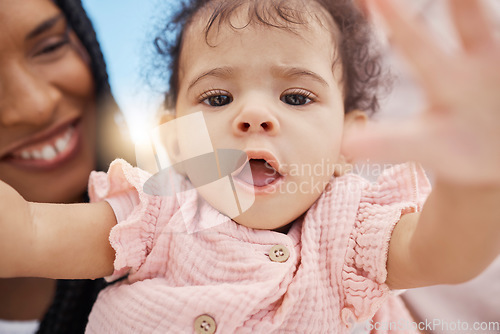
[345,0,500,186]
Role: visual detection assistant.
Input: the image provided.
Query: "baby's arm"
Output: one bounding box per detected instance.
[386,185,500,289]
[345,0,500,289]
[0,180,116,279]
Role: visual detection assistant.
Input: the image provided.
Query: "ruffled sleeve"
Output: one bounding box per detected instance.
[341,162,431,326]
[88,159,162,282]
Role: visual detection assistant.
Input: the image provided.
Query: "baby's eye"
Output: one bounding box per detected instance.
[280,90,315,106]
[200,91,233,107]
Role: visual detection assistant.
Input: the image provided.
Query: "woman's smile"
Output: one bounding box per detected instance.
[1,118,82,171]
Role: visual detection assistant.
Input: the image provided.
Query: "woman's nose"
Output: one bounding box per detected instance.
[0,62,60,127]
[232,105,280,136]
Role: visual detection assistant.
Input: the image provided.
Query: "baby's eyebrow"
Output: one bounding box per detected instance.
[271,66,330,88]
[186,65,329,90]
[188,66,234,91]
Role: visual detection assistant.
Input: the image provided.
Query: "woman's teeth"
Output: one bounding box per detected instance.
[13,126,74,161]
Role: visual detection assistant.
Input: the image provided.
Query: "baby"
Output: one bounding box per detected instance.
[1,0,500,333]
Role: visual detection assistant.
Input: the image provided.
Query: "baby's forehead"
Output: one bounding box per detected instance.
[185,0,339,45]
[176,0,345,91]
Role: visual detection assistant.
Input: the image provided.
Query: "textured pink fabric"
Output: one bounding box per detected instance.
[86,159,431,333]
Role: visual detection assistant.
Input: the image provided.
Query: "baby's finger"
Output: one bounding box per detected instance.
[370,0,450,91]
[342,118,500,185]
[448,0,494,52]
[353,0,369,17]
[342,120,428,165]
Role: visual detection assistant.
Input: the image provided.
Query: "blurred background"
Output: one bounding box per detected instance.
[82,0,162,144]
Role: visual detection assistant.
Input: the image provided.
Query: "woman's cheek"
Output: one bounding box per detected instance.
[42,36,95,99]
[55,58,94,98]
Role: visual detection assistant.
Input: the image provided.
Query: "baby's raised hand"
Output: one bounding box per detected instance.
[345,0,500,186]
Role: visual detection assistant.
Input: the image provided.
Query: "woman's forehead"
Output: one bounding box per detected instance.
[0,0,63,51]
[0,0,61,25]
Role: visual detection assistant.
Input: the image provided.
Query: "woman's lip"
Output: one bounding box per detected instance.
[2,121,82,171]
[0,117,80,160]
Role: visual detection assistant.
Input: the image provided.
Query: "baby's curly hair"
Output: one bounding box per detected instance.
[154,0,386,115]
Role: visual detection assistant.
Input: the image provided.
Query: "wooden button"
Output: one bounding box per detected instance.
[194,314,217,334]
[269,244,290,262]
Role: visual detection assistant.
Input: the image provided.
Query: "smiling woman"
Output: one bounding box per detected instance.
[0,2,97,203]
[0,0,134,333]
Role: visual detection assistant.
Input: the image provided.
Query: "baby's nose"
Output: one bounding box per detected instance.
[232,107,280,136]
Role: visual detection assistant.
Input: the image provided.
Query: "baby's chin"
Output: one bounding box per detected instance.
[231,206,304,231]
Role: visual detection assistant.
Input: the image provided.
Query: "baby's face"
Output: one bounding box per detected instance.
[175,10,355,230]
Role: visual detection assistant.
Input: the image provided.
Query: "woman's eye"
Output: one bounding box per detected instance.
[202,94,233,107]
[37,40,69,55]
[33,33,70,57]
[281,92,313,106]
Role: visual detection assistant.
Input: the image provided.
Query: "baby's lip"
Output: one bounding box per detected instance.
[243,149,285,176]
[231,149,284,188]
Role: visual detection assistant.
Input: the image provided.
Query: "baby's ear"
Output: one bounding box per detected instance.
[145,110,186,175]
[342,110,368,161]
[343,110,368,133]
[335,110,368,176]
[160,120,186,175]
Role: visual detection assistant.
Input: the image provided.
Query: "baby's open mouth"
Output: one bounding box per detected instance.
[235,159,282,187]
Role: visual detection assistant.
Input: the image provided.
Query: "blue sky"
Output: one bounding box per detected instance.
[82,0,165,142]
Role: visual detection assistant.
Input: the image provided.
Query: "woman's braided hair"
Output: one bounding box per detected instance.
[37,280,106,334]
[36,1,112,332]
[53,0,135,171]
[54,0,111,100]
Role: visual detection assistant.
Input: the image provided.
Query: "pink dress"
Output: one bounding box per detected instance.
[86,159,430,333]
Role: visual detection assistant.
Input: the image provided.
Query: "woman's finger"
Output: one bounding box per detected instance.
[448,0,494,52]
